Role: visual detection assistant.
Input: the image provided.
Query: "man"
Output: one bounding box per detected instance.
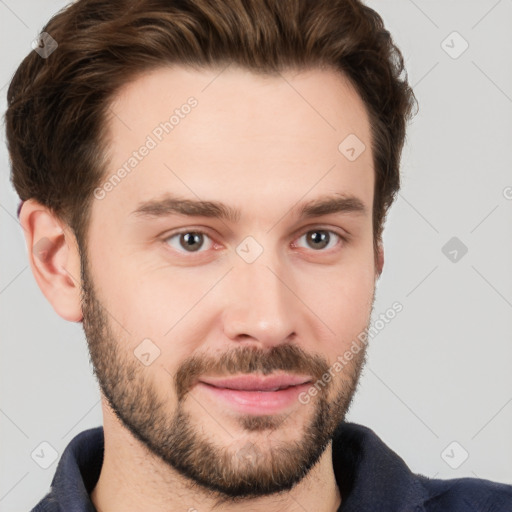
[5,0,511,510]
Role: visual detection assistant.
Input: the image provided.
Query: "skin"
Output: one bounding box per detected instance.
[20,65,384,512]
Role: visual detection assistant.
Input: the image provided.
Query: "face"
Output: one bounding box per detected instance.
[81,65,379,502]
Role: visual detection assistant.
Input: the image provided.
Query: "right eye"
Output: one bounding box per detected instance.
[163,230,215,254]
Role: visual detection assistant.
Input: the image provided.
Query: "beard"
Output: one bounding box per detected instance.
[80,252,371,507]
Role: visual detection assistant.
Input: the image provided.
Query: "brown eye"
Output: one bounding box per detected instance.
[295,229,343,251]
[165,231,213,253]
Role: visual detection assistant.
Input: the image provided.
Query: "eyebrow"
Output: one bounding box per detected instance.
[130,192,367,223]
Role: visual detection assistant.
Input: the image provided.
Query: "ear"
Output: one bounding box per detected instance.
[375,241,384,278]
[19,199,83,322]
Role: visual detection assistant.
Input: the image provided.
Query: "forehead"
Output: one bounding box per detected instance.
[95,65,374,225]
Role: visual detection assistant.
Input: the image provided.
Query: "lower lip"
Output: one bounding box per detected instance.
[195,382,311,414]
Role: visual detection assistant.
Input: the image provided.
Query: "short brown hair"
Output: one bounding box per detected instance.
[5,0,417,261]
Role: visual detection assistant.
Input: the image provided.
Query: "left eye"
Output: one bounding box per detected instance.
[293,229,343,251]
[164,228,343,254]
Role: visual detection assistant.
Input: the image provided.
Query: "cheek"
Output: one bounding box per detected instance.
[86,254,169,356]
[336,270,374,321]
[98,261,207,366]
[303,262,375,354]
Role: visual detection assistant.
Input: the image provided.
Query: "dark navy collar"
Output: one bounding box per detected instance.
[31,422,461,511]
[331,421,429,510]
[37,427,104,512]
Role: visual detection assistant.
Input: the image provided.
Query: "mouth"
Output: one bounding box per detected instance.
[194,373,313,414]
[198,373,312,391]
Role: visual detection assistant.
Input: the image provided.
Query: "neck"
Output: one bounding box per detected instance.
[91,410,342,512]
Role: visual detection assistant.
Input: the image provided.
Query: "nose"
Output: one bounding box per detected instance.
[221,251,299,348]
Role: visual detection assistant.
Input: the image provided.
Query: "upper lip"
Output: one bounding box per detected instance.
[198,374,312,391]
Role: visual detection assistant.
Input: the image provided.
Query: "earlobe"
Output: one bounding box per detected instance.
[19,199,83,322]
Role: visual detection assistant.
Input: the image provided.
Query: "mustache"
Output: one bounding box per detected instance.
[174,343,331,401]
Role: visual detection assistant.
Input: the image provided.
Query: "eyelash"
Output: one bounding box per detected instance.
[162,226,348,257]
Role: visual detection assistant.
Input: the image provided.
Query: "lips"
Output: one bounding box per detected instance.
[198,374,312,391]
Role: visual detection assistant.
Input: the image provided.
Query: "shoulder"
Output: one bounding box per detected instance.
[417,474,512,511]
[332,422,512,511]
[30,492,60,511]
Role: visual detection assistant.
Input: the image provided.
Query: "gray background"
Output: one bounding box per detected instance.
[1,0,511,509]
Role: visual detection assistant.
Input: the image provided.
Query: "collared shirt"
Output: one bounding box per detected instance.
[31,422,512,511]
